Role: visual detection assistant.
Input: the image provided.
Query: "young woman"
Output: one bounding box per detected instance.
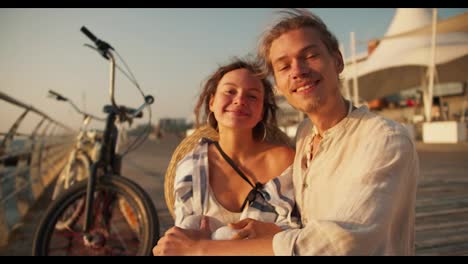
[170,58,299,241]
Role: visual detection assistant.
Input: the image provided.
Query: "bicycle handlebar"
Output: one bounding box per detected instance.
[80,26,98,43]
[80,26,154,124]
[49,90,68,101]
[145,95,154,105]
[132,95,154,117]
[48,89,105,122]
[80,26,114,60]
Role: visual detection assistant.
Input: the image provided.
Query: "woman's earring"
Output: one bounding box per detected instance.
[257,121,267,142]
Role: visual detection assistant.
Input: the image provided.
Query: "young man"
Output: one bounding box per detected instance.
[153,9,419,256]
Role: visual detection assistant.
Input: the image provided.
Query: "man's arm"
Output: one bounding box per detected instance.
[153,225,276,256]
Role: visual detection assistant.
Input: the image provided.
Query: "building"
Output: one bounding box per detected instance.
[158,118,187,134]
[275,95,305,139]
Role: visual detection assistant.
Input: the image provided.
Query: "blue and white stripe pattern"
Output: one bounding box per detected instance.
[173,138,300,231]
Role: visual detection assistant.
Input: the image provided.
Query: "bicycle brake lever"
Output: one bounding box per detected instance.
[117,107,133,127]
[84,43,110,60]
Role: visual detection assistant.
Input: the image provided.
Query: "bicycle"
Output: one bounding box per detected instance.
[32,26,159,256]
[47,90,105,232]
[48,90,104,202]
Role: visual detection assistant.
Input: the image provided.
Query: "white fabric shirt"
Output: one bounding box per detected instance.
[273,104,419,256]
[174,138,300,234]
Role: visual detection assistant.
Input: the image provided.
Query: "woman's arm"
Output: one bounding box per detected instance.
[153,223,277,256]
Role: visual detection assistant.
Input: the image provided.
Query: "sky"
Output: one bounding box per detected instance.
[1,8,466,133]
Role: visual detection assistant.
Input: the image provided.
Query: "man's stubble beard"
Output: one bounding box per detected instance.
[288,94,324,115]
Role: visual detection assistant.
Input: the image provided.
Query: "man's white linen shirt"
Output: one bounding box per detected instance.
[273,105,419,256]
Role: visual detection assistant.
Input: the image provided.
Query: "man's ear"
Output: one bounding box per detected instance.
[335,51,344,74]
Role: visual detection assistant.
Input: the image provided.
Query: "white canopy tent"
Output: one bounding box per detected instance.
[341,8,468,122]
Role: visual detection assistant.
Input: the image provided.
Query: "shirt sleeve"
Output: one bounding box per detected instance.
[173,154,202,230]
[273,131,419,255]
[265,166,301,230]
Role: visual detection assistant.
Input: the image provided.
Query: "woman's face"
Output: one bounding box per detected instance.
[209,68,265,131]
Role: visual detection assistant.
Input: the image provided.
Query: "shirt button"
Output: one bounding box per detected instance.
[303,183,308,188]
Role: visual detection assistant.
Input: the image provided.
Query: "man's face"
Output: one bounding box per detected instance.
[269,27,343,114]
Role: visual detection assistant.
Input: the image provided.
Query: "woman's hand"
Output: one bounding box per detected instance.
[153,226,201,256]
[228,218,282,240]
[153,216,212,256]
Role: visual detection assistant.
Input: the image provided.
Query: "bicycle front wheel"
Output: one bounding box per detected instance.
[32,175,159,256]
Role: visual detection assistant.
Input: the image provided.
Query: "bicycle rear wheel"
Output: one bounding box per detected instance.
[52,152,90,201]
[32,175,159,256]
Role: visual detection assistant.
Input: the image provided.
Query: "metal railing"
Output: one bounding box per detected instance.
[0,91,76,246]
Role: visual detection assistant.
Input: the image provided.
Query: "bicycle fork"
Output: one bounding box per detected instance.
[82,162,99,245]
[82,111,117,244]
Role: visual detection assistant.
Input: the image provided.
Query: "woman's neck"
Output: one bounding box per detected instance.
[217,128,258,163]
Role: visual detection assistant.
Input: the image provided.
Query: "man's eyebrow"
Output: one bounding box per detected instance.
[221,82,238,87]
[272,44,320,65]
[272,55,289,65]
[302,44,320,53]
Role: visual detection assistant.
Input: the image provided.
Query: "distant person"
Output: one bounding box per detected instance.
[153,9,419,256]
[153,57,299,253]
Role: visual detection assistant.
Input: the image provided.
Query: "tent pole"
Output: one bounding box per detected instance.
[351,32,359,106]
[425,8,438,122]
[461,82,468,122]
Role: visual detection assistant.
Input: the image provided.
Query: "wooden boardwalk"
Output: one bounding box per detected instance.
[0,137,467,255]
[414,142,468,256]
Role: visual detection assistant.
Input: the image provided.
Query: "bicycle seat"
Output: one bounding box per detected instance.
[103,105,143,118]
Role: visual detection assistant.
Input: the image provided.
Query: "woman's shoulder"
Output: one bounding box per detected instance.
[259,142,295,180]
[263,142,295,163]
[175,138,211,169]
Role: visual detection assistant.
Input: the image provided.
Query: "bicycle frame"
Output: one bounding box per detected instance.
[80,46,150,235]
[83,51,119,233]
[80,25,155,241]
